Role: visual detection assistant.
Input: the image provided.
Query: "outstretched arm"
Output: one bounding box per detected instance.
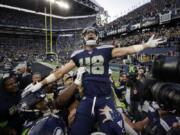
[21,60,76,97]
[41,60,76,86]
[112,35,165,58]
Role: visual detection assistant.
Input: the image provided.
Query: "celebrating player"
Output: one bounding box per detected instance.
[22,27,165,135]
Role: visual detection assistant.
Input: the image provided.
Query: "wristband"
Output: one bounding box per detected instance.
[132,45,145,52]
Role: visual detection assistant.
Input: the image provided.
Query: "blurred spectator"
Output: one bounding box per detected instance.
[0,77,23,135]
[136,67,145,81]
[14,62,32,90]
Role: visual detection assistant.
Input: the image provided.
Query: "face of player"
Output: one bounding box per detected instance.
[84,30,97,41]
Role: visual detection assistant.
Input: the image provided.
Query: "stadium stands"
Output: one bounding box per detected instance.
[0,8,96,29]
[102,0,180,35]
[0,0,100,16]
[0,0,99,65]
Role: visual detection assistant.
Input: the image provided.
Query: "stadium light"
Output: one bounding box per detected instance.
[56,1,70,10]
[47,0,55,3]
[46,0,70,10]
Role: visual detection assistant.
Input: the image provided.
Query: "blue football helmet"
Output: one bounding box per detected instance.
[19,89,46,111]
[82,27,99,46]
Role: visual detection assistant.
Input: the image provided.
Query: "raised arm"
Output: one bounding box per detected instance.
[112,35,165,58]
[21,60,76,97]
[41,60,76,86]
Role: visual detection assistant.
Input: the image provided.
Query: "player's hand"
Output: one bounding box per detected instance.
[74,67,86,86]
[99,105,113,123]
[145,35,166,48]
[21,82,42,98]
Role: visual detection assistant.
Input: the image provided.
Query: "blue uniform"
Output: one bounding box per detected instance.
[71,45,113,97]
[70,45,124,135]
[22,115,66,135]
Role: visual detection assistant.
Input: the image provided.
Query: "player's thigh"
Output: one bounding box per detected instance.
[71,112,94,135]
[71,97,94,135]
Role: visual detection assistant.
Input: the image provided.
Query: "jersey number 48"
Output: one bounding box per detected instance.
[79,55,104,75]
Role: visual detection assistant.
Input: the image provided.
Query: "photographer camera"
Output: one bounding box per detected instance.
[122,101,180,135]
[136,46,180,134]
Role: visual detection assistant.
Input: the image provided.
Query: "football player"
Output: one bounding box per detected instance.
[22,27,165,135]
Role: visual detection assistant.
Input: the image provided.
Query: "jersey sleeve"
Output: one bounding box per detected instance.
[106,45,114,60]
[97,45,114,60]
[70,50,83,67]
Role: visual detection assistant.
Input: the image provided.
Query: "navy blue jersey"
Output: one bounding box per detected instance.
[23,115,66,135]
[71,45,114,97]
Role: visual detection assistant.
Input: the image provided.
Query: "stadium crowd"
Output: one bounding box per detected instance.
[0,37,45,59]
[0,8,96,29]
[104,0,179,32]
[118,25,180,47]
[0,50,180,135]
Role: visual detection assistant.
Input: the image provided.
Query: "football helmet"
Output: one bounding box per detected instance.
[19,89,46,111]
[82,27,99,46]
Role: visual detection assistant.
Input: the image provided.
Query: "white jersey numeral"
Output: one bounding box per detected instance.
[79,55,104,75]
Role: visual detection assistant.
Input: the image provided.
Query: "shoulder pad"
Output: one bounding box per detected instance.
[71,49,84,58]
